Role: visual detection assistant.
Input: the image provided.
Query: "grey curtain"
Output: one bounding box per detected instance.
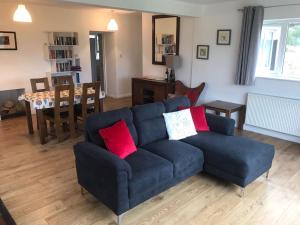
[235,6,264,85]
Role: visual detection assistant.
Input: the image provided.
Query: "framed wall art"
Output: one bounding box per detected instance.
[217,29,231,45]
[0,31,17,50]
[196,45,209,60]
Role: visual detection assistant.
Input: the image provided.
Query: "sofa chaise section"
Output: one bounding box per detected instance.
[182,132,275,187]
[164,96,275,189]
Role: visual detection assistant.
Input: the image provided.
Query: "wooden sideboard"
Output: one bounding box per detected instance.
[132,77,175,106]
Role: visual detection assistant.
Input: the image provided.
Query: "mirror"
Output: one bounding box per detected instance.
[152,15,180,65]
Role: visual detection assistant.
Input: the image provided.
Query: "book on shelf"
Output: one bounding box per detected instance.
[55,61,72,72]
[49,49,73,59]
[54,36,78,46]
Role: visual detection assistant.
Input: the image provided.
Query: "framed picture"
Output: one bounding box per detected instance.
[0,31,17,50]
[217,29,231,45]
[196,45,209,60]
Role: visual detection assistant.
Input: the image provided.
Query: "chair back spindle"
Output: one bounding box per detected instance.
[80,82,101,122]
[30,78,50,93]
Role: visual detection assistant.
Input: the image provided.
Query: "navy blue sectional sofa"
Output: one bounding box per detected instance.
[74,96,275,225]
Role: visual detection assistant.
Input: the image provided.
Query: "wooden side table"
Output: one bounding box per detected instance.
[203,100,246,130]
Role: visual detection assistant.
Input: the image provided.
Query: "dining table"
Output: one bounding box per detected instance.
[18,84,105,144]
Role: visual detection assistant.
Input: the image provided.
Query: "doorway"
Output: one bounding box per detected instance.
[89,31,105,92]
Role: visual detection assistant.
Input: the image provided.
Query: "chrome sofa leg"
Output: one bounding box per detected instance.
[266,170,270,180]
[240,187,245,198]
[117,214,124,225]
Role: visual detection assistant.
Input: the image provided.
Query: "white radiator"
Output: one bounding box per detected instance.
[246,93,300,137]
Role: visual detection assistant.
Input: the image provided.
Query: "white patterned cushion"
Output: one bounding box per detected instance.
[163,109,197,140]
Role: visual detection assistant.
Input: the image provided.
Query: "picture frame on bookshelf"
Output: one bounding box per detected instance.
[0,31,17,50]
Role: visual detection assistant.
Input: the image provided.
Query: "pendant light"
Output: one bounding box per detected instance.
[13,4,32,23]
[107,11,118,31]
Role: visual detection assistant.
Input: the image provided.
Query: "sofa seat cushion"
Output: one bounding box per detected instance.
[182,132,275,179]
[125,149,173,198]
[143,140,204,177]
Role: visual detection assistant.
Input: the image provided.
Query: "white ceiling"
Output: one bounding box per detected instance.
[1,0,135,13]
[174,0,239,4]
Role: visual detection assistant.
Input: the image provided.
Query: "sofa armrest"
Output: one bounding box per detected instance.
[73,142,132,215]
[206,113,235,136]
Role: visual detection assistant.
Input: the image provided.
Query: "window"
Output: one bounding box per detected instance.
[256,19,300,81]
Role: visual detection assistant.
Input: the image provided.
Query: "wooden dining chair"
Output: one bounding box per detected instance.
[75,82,100,125]
[30,78,50,92]
[54,75,74,86]
[30,77,51,130]
[44,84,76,142]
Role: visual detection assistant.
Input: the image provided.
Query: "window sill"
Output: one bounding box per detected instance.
[256,75,300,83]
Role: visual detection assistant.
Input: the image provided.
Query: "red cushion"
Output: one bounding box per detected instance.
[185,90,200,105]
[99,120,137,159]
[178,106,210,132]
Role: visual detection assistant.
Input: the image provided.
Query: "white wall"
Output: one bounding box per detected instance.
[142,13,195,86]
[114,13,143,98]
[141,1,300,142]
[0,2,142,98]
[191,0,300,142]
[0,2,113,92]
[104,32,118,97]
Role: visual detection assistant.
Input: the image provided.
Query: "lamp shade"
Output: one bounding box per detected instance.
[13,4,32,23]
[166,55,180,69]
[107,18,118,31]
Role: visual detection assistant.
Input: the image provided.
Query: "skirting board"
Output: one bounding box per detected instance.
[107,93,132,99]
[244,124,300,144]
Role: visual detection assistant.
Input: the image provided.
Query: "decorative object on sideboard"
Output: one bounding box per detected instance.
[165,55,180,82]
[13,4,32,23]
[152,15,180,65]
[196,45,209,60]
[0,31,17,50]
[0,89,25,120]
[217,29,232,45]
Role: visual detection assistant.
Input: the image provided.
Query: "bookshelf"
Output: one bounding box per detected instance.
[44,32,81,85]
[155,33,176,62]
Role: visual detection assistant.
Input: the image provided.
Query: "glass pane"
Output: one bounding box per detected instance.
[256,26,281,75]
[283,23,300,79]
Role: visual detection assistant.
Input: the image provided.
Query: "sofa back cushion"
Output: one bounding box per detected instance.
[132,102,168,146]
[164,96,191,112]
[85,107,138,148]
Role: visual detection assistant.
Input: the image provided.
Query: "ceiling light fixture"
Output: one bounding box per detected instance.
[107,18,118,31]
[107,11,118,31]
[13,4,32,23]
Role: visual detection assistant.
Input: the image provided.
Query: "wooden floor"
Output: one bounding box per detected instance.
[0,97,299,225]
